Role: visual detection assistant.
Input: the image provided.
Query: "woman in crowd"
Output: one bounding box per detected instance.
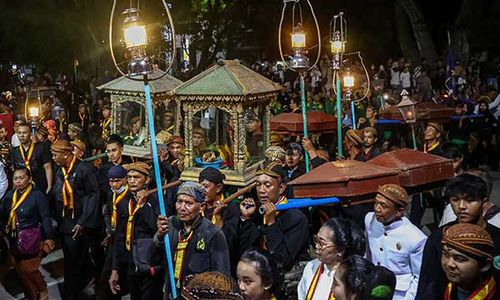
[0,168,56,299]
[236,249,285,300]
[332,255,396,300]
[297,217,366,300]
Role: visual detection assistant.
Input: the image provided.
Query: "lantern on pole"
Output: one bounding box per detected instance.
[25,89,42,134]
[397,89,417,148]
[109,0,177,297]
[288,24,310,70]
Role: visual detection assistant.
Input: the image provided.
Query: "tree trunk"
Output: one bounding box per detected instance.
[394,2,420,63]
[396,0,438,63]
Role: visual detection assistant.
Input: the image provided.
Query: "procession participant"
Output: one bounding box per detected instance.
[35,125,51,153]
[11,119,23,148]
[357,105,378,129]
[154,181,231,294]
[77,103,90,131]
[0,168,55,300]
[198,167,240,272]
[0,125,11,170]
[109,162,164,299]
[264,146,286,166]
[332,255,396,300]
[181,272,245,300]
[440,169,500,228]
[71,139,86,160]
[423,223,497,299]
[344,129,363,160]
[239,161,309,271]
[101,104,112,141]
[160,135,184,215]
[284,142,306,181]
[246,110,264,158]
[101,165,131,298]
[98,135,132,200]
[421,122,444,156]
[237,249,285,300]
[192,127,206,158]
[416,174,500,298]
[57,110,68,133]
[365,184,427,300]
[354,127,381,162]
[298,217,366,300]
[51,139,100,300]
[301,137,328,169]
[10,122,53,194]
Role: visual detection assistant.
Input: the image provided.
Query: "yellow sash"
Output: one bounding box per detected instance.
[59,118,65,132]
[174,230,194,287]
[424,141,440,153]
[79,112,86,127]
[125,197,142,251]
[111,185,129,229]
[305,263,335,300]
[7,185,33,235]
[444,277,496,300]
[61,156,77,218]
[19,143,35,171]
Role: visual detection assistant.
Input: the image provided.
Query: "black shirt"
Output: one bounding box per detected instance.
[10,143,51,192]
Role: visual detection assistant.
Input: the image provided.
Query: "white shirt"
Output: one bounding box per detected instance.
[365,212,427,300]
[297,259,335,300]
[400,71,412,89]
[0,162,7,199]
[390,69,400,86]
[11,133,20,148]
[439,203,500,228]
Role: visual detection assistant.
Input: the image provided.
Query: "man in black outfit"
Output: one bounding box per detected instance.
[415,174,500,299]
[51,139,100,300]
[10,122,53,194]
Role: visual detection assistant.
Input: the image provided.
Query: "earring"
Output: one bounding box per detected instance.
[264,286,271,290]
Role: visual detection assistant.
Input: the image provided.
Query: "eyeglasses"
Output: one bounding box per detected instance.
[313,235,336,251]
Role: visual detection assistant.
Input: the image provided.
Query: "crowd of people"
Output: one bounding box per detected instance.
[0,50,498,300]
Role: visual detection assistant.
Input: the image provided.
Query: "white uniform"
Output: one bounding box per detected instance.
[297,259,335,300]
[365,212,427,300]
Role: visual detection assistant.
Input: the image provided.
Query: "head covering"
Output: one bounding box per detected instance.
[68,123,83,133]
[193,127,205,137]
[43,119,56,129]
[265,146,286,164]
[442,223,494,260]
[286,142,304,156]
[377,184,409,208]
[107,165,128,179]
[245,109,259,122]
[256,161,287,182]
[124,162,151,177]
[36,125,49,136]
[166,135,184,146]
[51,139,73,154]
[346,129,364,146]
[71,139,86,152]
[426,122,443,135]
[199,167,225,185]
[364,126,378,137]
[177,182,206,203]
[181,272,245,300]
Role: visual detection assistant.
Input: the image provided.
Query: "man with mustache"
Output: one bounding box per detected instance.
[364,184,427,300]
[354,127,381,162]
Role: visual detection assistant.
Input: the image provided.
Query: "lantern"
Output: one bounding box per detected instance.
[28,106,39,118]
[330,31,345,54]
[397,92,417,123]
[122,8,151,76]
[291,27,306,49]
[343,72,354,88]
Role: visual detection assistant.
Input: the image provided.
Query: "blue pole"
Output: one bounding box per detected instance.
[350,101,356,130]
[299,72,310,173]
[143,75,177,299]
[410,123,417,149]
[276,197,339,210]
[336,77,343,158]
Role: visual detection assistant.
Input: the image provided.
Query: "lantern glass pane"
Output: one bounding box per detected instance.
[291,32,306,48]
[331,41,344,54]
[28,107,39,118]
[343,75,355,88]
[123,24,148,48]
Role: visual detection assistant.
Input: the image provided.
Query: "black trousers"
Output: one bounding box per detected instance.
[61,233,94,300]
[129,271,165,300]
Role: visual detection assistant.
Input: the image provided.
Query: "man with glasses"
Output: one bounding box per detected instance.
[364,184,427,300]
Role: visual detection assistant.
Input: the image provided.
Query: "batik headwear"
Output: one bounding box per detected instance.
[426,122,443,135]
[124,162,151,177]
[181,272,245,300]
[71,139,86,152]
[68,123,82,133]
[51,139,73,154]
[256,161,287,182]
[177,182,206,203]
[36,125,49,136]
[43,119,56,130]
[265,146,286,164]
[377,184,409,208]
[166,135,184,146]
[442,223,494,260]
[107,165,128,179]
[286,142,304,156]
[364,126,378,137]
[199,167,225,185]
[346,129,364,147]
[245,109,259,122]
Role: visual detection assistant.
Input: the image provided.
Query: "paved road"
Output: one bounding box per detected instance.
[1,171,499,299]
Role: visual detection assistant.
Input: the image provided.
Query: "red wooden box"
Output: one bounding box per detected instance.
[270,111,336,135]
